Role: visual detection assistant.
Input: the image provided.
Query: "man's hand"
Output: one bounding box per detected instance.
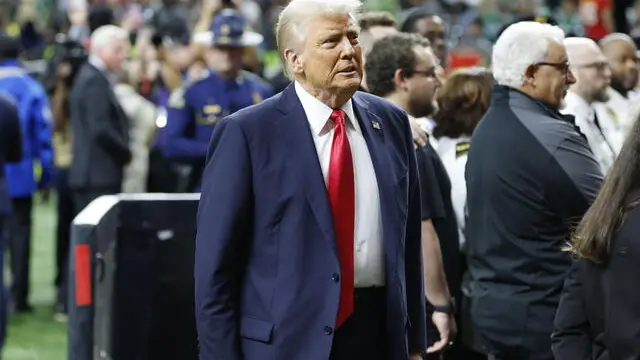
[426,312,457,354]
[409,117,428,147]
[409,353,424,360]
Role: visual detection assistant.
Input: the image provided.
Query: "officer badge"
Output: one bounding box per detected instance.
[168,88,185,109]
[252,92,263,104]
[198,104,222,125]
[221,24,230,35]
[455,141,471,158]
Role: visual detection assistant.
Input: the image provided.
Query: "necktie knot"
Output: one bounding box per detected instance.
[330,109,347,127]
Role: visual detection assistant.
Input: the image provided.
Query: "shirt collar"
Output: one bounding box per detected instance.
[294,81,358,135]
[564,91,595,121]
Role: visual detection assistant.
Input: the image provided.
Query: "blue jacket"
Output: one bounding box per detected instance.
[0,59,53,198]
[163,69,273,160]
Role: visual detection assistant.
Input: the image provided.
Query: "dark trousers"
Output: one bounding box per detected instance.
[0,218,8,349]
[6,196,33,307]
[329,287,387,360]
[55,168,75,312]
[72,186,120,215]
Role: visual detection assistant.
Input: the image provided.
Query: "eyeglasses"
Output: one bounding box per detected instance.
[412,69,438,79]
[534,61,571,75]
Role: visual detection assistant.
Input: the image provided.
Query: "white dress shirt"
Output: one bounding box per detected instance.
[435,135,469,250]
[563,91,620,173]
[593,87,636,143]
[294,82,384,287]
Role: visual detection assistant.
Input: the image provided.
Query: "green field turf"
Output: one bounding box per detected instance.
[4,197,67,360]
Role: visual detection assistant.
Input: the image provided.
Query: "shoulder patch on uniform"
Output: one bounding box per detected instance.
[168,88,186,109]
[455,141,471,158]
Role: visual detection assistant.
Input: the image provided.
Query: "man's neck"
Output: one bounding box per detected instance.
[385,92,412,117]
[297,80,355,109]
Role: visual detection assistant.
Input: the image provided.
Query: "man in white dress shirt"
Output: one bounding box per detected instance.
[563,37,621,173]
[593,33,639,139]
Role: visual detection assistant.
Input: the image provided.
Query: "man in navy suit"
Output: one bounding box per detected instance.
[194,0,427,359]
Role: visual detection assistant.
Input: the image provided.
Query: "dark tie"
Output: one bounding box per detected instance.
[592,111,615,154]
[328,109,355,328]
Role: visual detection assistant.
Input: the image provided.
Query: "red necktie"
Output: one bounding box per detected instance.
[327,109,355,328]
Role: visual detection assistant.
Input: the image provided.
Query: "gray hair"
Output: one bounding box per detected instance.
[492,21,565,88]
[276,0,363,79]
[90,25,129,55]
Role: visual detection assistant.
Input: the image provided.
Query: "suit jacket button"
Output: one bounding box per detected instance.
[324,326,333,335]
[331,273,340,282]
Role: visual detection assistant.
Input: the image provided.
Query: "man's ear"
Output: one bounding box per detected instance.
[393,68,408,91]
[524,64,538,86]
[284,49,304,75]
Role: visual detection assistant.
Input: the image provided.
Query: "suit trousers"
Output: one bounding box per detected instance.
[55,168,75,312]
[6,196,33,307]
[329,287,387,360]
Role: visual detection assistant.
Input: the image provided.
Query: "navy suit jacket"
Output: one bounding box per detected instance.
[194,84,426,360]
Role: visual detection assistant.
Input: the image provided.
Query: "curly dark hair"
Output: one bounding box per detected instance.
[365,33,430,97]
[433,67,494,139]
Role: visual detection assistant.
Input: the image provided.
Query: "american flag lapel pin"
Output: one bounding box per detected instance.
[372,121,381,130]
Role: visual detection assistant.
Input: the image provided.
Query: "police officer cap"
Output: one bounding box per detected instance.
[496,15,559,39]
[400,6,436,33]
[205,9,263,47]
[0,35,21,59]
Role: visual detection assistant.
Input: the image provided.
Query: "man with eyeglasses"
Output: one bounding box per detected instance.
[563,37,622,173]
[366,33,459,360]
[465,21,603,360]
[594,33,639,140]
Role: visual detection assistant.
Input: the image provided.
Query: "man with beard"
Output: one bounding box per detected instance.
[366,33,458,359]
[594,33,639,139]
[563,37,621,173]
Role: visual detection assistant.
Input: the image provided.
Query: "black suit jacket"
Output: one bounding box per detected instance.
[0,95,22,215]
[552,199,640,360]
[68,62,130,190]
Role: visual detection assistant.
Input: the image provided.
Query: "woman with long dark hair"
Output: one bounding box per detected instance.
[552,108,640,359]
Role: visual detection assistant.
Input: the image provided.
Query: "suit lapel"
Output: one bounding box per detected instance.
[275,84,337,251]
[352,95,400,267]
